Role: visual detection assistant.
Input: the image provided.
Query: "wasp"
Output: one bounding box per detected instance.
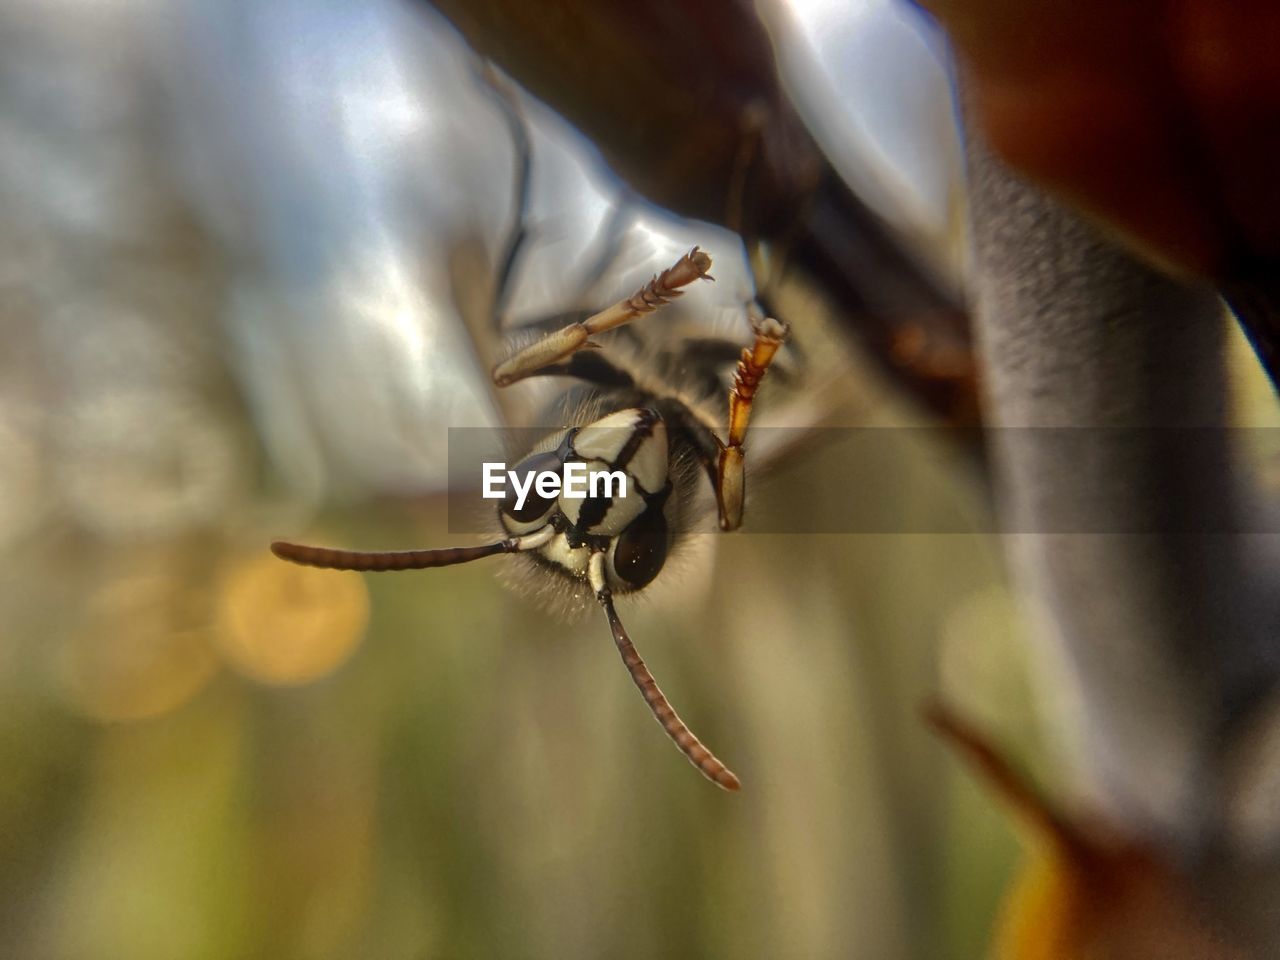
[270,60,796,789]
[272,244,789,790]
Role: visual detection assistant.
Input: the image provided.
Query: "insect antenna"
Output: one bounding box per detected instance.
[589,553,741,791]
[271,527,555,572]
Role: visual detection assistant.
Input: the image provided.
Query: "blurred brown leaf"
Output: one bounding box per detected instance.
[927,704,1249,960]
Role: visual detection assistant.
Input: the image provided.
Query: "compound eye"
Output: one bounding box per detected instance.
[500,451,562,524]
[612,502,668,589]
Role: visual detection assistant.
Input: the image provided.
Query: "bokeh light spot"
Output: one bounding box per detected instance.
[59,572,219,723]
[216,550,368,686]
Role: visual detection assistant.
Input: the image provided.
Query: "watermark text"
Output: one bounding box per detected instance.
[482,461,626,511]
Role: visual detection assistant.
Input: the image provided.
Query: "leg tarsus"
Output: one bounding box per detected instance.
[491,248,713,386]
[714,314,790,531]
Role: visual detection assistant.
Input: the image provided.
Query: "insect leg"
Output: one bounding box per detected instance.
[523,350,636,389]
[491,248,714,386]
[588,551,741,791]
[715,314,791,531]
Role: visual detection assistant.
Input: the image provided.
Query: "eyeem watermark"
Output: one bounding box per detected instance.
[482,461,627,511]
[452,426,1280,533]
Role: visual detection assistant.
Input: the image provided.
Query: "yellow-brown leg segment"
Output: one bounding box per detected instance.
[491,248,714,386]
[716,315,790,531]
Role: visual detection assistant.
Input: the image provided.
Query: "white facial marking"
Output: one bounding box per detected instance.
[573,408,645,463]
[603,484,646,535]
[590,469,627,499]
[537,531,590,577]
[515,525,556,550]
[557,458,646,535]
[588,550,607,595]
[627,419,668,495]
[559,459,607,526]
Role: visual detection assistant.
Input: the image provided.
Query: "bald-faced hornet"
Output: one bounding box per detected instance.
[272,247,789,790]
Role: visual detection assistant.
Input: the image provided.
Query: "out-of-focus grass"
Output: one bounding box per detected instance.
[10,322,1266,959]
[0,392,1037,959]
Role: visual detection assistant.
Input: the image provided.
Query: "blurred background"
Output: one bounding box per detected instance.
[3,0,1273,957]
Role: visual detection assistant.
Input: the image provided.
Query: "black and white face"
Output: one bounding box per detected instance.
[269,242,769,791]
[497,407,672,593]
